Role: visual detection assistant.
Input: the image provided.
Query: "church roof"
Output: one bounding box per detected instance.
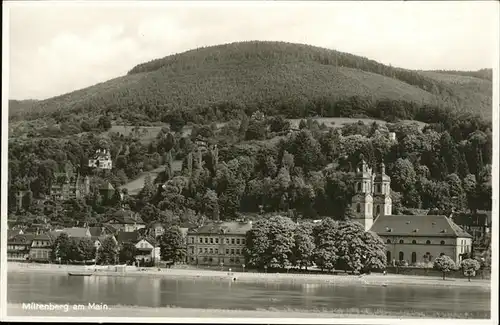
[370,214,472,238]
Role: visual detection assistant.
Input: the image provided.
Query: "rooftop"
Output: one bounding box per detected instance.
[189,221,252,235]
[108,209,145,224]
[370,214,472,238]
[8,234,35,245]
[60,227,90,238]
[116,231,140,244]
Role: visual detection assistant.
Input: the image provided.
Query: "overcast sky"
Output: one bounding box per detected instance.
[5,1,499,100]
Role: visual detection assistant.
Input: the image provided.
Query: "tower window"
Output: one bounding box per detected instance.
[377,184,381,193]
[357,183,361,192]
[356,203,361,213]
[376,205,381,214]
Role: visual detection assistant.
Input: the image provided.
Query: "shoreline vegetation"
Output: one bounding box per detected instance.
[6,303,490,319]
[7,262,490,289]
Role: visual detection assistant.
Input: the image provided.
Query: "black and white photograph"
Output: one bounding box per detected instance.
[1,1,498,323]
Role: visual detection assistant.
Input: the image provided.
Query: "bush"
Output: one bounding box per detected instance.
[433,255,456,280]
[460,258,481,281]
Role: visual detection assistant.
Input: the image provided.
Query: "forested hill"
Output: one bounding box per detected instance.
[9,41,492,127]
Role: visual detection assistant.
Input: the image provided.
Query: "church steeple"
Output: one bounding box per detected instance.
[373,161,392,217]
[350,156,374,231]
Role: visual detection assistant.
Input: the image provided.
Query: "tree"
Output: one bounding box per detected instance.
[159,226,186,264]
[245,120,267,140]
[433,255,456,280]
[269,115,291,133]
[97,116,112,131]
[244,215,296,269]
[119,242,138,265]
[333,221,386,273]
[138,174,155,203]
[97,237,119,265]
[75,238,96,263]
[312,218,339,271]
[238,114,249,139]
[52,233,72,263]
[391,158,417,194]
[169,111,186,133]
[202,189,220,221]
[460,258,481,281]
[291,222,315,270]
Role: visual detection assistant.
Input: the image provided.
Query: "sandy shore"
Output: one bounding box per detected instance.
[7,262,491,289]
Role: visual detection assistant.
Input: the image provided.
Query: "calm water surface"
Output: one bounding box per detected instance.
[8,273,490,314]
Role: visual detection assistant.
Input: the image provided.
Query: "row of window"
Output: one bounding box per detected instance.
[191,237,246,245]
[387,251,440,263]
[195,247,244,255]
[387,239,446,245]
[192,257,243,264]
[356,182,388,194]
[355,203,386,214]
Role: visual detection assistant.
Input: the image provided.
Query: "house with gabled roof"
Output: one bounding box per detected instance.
[370,214,472,265]
[92,235,118,250]
[134,236,161,266]
[7,234,34,261]
[29,232,58,262]
[99,182,115,201]
[106,209,145,232]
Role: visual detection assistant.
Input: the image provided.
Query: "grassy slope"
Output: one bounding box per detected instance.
[421,71,492,116]
[8,41,493,122]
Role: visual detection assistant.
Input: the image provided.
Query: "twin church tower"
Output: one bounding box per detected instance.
[350,159,392,231]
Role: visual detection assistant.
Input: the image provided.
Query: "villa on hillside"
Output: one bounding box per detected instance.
[350,159,473,265]
[88,149,113,170]
[186,220,252,266]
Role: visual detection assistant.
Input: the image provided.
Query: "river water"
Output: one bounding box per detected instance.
[7,273,490,316]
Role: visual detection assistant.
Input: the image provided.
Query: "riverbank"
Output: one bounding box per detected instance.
[7,262,491,289]
[6,303,489,319]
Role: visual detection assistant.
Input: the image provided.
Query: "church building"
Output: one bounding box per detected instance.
[351,159,472,265]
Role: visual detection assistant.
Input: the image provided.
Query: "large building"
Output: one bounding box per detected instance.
[50,165,90,201]
[186,221,252,266]
[352,159,472,265]
[370,214,473,265]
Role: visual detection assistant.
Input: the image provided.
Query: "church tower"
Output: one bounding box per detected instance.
[350,159,374,231]
[372,162,392,218]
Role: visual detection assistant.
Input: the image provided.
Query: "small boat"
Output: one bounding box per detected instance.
[68,272,94,277]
